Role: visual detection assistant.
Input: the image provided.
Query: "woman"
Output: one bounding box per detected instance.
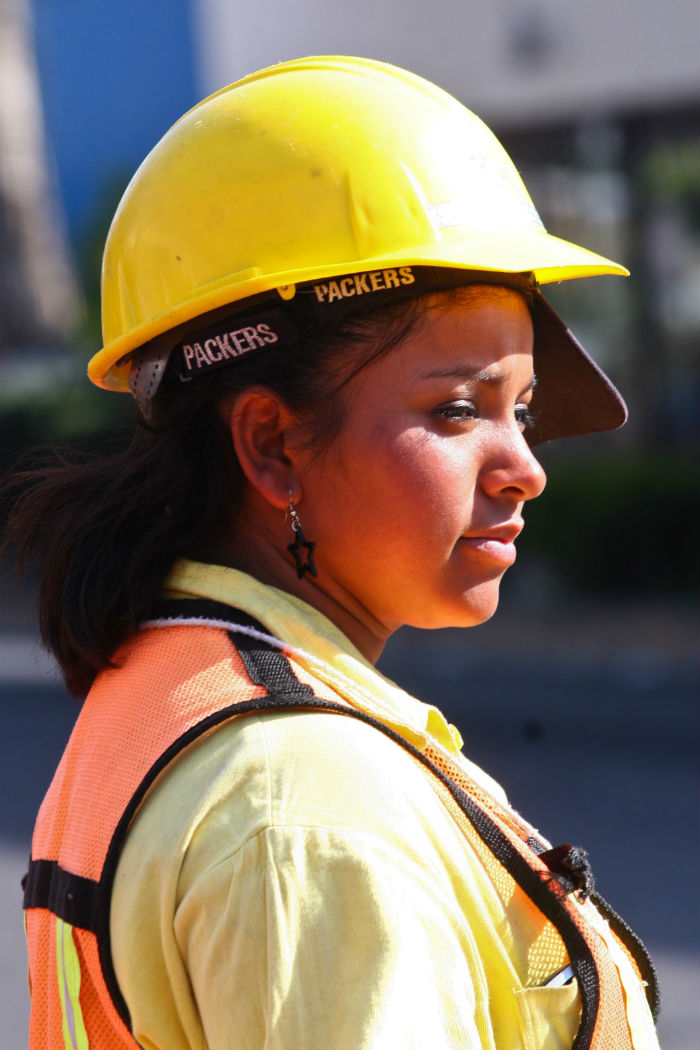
[13,57,660,1049]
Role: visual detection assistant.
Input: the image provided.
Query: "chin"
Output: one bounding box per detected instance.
[452,599,500,629]
[409,581,504,631]
[465,584,503,626]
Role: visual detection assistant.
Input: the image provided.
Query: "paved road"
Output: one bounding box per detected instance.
[1,610,698,1049]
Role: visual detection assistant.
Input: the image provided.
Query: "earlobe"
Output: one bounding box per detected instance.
[225,388,302,510]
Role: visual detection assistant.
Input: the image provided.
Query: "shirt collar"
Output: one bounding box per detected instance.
[163,559,463,755]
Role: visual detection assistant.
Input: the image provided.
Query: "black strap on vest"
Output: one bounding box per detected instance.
[24,599,660,1045]
[23,859,99,931]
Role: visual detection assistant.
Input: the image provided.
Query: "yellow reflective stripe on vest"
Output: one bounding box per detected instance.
[56,919,89,1050]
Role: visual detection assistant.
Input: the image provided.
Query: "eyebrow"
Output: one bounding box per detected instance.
[421,367,537,393]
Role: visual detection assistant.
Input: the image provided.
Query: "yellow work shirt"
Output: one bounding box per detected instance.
[110,561,659,1050]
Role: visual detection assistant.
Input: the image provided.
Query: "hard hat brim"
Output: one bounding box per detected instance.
[528,292,627,445]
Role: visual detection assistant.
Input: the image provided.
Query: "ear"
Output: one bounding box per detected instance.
[224,387,303,510]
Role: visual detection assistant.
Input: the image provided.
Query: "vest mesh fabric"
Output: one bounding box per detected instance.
[27,626,265,1049]
[25,911,62,1049]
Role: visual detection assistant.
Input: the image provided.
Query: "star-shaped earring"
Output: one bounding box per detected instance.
[286,495,317,579]
[287,527,317,579]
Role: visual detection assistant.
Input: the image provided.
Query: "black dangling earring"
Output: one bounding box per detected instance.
[286,492,317,579]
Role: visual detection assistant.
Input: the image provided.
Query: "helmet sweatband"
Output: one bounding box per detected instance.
[125,265,626,444]
[125,266,534,415]
[170,266,536,380]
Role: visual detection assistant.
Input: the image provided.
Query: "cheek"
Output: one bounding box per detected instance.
[360,428,478,530]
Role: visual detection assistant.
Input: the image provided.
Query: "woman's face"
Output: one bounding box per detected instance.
[293,287,547,656]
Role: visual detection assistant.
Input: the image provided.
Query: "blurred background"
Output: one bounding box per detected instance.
[1,0,698,1046]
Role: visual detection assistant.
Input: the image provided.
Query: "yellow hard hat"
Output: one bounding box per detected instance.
[89,55,627,396]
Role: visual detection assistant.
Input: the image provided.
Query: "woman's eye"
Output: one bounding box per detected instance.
[515,404,537,430]
[435,400,477,422]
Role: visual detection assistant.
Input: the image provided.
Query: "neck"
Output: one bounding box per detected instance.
[215,516,390,664]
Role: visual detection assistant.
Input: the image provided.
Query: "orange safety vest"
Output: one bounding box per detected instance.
[24,598,659,1050]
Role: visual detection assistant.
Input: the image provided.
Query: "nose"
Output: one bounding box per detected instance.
[480,428,547,503]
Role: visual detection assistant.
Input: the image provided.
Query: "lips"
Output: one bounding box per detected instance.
[463,519,524,544]
[459,520,523,566]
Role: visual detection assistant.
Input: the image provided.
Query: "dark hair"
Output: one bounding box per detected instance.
[4,297,436,698]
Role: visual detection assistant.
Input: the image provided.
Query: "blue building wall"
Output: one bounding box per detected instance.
[31,0,198,246]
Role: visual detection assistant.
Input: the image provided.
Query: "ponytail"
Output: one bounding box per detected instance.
[5,405,236,698]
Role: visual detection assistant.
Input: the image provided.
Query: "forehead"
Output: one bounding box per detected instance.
[387,286,534,376]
